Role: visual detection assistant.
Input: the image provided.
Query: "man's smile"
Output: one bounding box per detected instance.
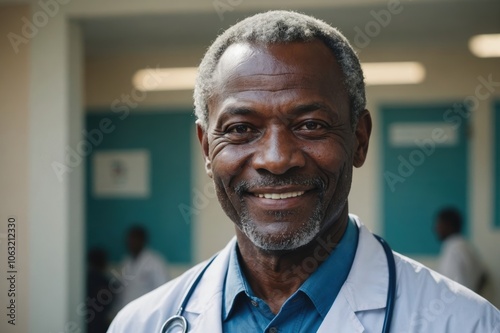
[243,186,319,212]
[253,191,305,199]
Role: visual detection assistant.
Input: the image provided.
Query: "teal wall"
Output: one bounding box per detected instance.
[381,104,469,255]
[85,111,194,264]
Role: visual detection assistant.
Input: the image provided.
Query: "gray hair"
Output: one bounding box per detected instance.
[193,10,365,130]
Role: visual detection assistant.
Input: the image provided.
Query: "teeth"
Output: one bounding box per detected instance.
[255,191,305,199]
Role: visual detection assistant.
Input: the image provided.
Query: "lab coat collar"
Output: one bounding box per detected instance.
[316,215,390,332]
[184,215,389,332]
[344,215,389,312]
[184,238,235,333]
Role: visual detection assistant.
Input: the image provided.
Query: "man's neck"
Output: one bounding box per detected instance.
[235,209,349,314]
[131,248,145,260]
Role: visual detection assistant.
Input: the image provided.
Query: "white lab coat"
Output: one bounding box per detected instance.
[438,234,485,292]
[108,215,500,332]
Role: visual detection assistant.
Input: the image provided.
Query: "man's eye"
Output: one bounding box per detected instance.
[300,121,323,130]
[228,124,251,134]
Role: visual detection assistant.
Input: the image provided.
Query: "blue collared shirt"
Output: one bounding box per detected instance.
[222,218,359,333]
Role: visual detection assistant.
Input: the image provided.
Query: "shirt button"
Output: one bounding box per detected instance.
[269,327,278,333]
[250,300,258,307]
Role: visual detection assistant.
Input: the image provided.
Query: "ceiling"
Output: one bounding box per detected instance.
[80,1,500,56]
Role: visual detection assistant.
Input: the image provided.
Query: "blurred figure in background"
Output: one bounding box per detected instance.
[435,207,487,293]
[113,225,170,313]
[86,248,112,333]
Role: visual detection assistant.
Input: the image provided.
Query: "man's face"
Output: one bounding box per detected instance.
[198,40,370,251]
[127,233,145,257]
[435,219,451,241]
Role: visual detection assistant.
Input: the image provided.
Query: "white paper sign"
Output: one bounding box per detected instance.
[93,150,150,198]
[389,122,458,147]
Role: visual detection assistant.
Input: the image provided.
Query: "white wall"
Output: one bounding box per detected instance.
[28,13,85,333]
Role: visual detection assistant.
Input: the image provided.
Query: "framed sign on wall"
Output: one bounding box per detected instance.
[92,150,150,198]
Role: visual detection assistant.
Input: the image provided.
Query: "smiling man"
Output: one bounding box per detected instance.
[109,11,499,333]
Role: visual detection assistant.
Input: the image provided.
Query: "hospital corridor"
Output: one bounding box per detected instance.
[1,0,500,332]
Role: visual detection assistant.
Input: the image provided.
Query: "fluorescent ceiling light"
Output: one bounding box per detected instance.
[133,67,198,91]
[133,62,425,91]
[362,62,425,85]
[469,34,500,58]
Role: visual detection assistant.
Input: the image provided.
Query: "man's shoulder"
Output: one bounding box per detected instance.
[393,252,500,331]
[442,234,469,250]
[108,260,207,332]
[141,248,167,262]
[394,251,483,303]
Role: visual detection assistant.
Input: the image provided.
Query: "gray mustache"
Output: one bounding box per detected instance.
[234,176,326,196]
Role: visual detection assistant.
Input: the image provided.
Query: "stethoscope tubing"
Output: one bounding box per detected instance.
[160,254,218,333]
[374,235,396,333]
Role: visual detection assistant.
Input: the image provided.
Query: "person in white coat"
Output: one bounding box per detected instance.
[112,225,170,314]
[109,11,499,332]
[435,207,487,293]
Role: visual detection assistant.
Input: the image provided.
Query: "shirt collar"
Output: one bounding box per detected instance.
[300,218,358,317]
[223,217,359,320]
[222,245,247,320]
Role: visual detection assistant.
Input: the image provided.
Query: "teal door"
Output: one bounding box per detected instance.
[381,104,469,255]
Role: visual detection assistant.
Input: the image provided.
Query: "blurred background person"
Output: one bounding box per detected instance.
[113,225,170,314]
[86,248,112,333]
[435,207,487,293]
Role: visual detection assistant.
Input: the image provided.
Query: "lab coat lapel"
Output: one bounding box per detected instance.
[317,292,365,332]
[189,297,223,333]
[185,238,236,333]
[317,215,389,332]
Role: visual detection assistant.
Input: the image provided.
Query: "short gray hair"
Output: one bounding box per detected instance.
[193,10,365,129]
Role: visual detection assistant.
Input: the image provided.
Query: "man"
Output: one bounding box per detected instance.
[435,207,487,293]
[109,11,499,332]
[113,225,170,314]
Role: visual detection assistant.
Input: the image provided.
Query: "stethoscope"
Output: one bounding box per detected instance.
[161,235,396,333]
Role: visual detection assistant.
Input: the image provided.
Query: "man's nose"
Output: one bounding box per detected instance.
[251,127,306,175]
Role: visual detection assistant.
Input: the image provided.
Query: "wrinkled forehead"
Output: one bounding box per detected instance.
[212,40,342,82]
[208,41,348,108]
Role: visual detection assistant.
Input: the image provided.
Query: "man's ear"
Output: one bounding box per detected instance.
[353,109,372,168]
[196,121,213,178]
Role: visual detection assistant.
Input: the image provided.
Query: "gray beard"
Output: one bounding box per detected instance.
[238,201,324,251]
[232,175,328,251]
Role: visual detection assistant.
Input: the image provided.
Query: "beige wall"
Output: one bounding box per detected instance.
[0,4,30,333]
[86,45,500,306]
[85,50,203,109]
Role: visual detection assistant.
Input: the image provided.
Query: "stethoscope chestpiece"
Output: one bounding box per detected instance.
[160,315,188,333]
